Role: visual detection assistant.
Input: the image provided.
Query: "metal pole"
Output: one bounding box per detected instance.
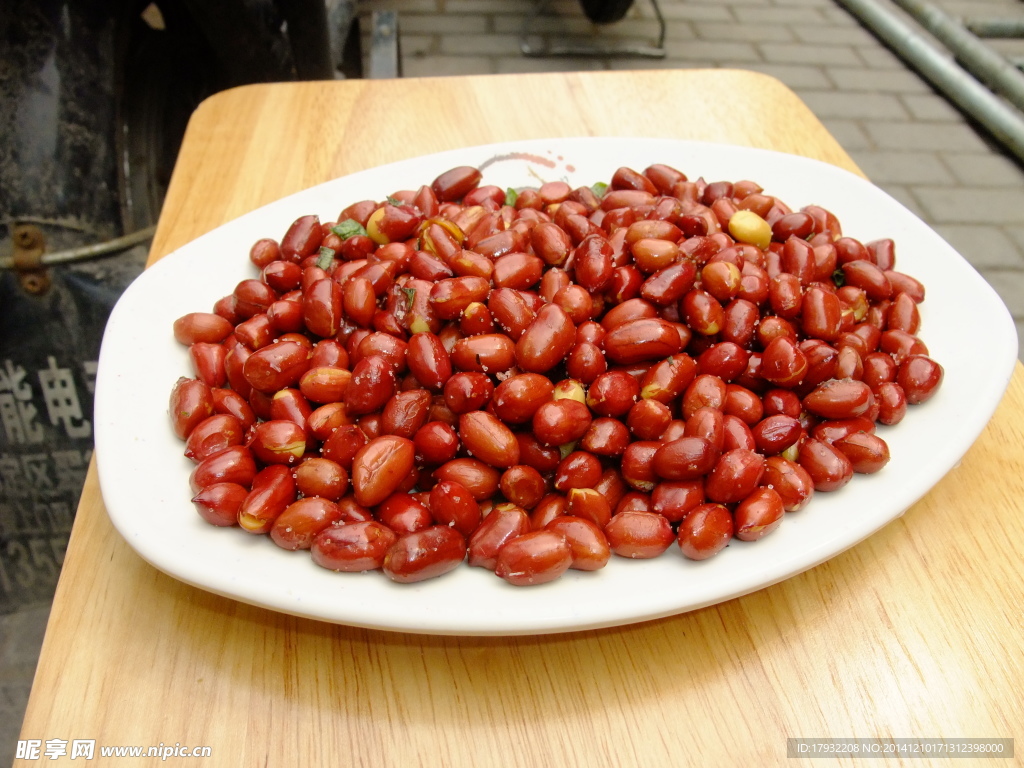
[369,10,401,79]
[890,0,1024,114]
[964,18,1024,39]
[834,0,1024,164]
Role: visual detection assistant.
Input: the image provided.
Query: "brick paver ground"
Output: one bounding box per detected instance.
[359,0,1024,360]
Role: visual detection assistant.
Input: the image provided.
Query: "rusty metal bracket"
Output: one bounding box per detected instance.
[11,224,51,295]
[0,224,155,270]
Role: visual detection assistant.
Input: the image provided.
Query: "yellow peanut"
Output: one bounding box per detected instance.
[728,210,772,250]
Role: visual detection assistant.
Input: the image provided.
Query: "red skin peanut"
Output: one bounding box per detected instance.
[494,530,573,586]
[351,436,416,508]
[678,503,734,560]
[169,161,942,588]
[383,526,467,583]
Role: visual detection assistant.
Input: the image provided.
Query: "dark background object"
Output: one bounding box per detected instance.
[579,0,636,24]
[1,0,148,614]
[521,0,662,59]
[0,0,344,613]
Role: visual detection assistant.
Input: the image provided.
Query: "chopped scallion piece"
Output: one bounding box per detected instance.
[317,247,336,270]
[330,219,367,240]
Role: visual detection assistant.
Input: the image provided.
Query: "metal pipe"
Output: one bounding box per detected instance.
[890,0,1024,113]
[963,18,1024,39]
[834,0,1024,164]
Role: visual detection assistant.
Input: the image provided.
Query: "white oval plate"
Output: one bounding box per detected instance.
[95,138,1017,636]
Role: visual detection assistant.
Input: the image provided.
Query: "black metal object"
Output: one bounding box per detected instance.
[521,0,665,58]
[580,0,635,24]
[277,0,335,80]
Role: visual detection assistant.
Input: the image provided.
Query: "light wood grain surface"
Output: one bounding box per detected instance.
[18,71,1024,767]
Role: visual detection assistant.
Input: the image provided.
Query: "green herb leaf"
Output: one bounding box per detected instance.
[832,267,846,287]
[317,247,336,270]
[386,195,403,206]
[590,181,608,198]
[504,187,519,207]
[402,287,417,306]
[330,219,367,240]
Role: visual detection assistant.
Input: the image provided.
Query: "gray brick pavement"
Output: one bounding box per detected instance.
[739,62,834,88]
[914,187,1024,224]
[792,23,878,44]
[900,93,962,121]
[942,152,1024,187]
[798,90,911,119]
[847,150,956,185]
[759,41,864,65]
[818,117,874,149]
[695,22,795,42]
[863,120,994,152]
[933,225,1024,269]
[825,66,931,92]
